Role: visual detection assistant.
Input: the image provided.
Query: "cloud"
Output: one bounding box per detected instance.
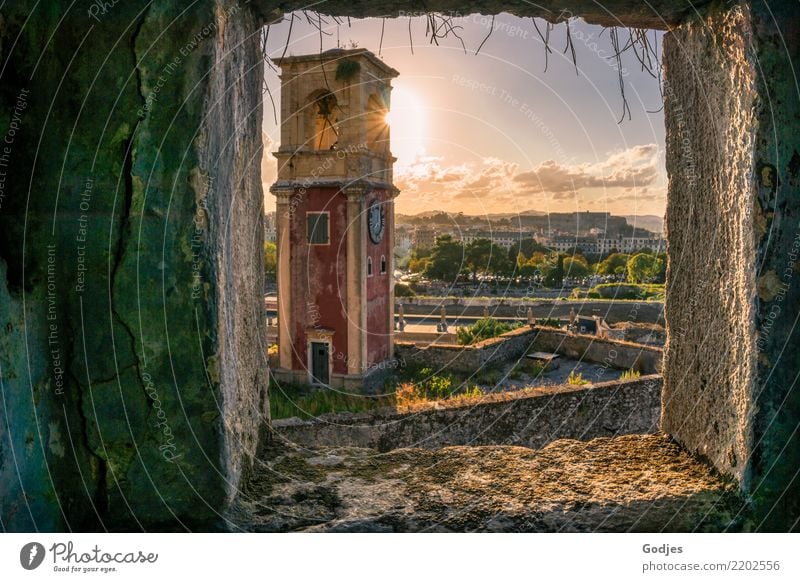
[513,144,660,194]
[395,144,661,214]
[262,139,664,216]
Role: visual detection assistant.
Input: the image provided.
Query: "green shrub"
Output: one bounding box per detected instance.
[270,381,390,419]
[456,317,522,345]
[460,385,485,399]
[567,371,590,386]
[508,368,523,380]
[536,317,561,328]
[588,283,665,301]
[620,368,641,380]
[475,367,503,386]
[518,358,546,377]
[396,368,486,406]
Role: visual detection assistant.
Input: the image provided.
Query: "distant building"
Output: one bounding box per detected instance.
[395,228,413,253]
[596,236,665,255]
[544,235,665,255]
[547,236,599,254]
[461,230,522,249]
[264,211,277,242]
[413,227,437,249]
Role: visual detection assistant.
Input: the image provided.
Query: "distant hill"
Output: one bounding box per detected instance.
[623,215,664,234]
[395,209,546,222]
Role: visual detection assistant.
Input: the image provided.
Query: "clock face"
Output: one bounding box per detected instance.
[367,199,385,244]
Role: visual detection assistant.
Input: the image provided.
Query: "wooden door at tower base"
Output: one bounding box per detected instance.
[310,342,330,385]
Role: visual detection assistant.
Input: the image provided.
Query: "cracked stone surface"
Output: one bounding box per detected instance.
[229,434,744,532]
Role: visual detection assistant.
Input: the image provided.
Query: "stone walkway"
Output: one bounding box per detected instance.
[228,434,745,532]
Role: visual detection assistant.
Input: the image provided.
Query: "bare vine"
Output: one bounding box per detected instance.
[262,11,664,124]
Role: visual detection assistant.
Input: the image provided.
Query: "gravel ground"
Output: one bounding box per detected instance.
[228,433,745,532]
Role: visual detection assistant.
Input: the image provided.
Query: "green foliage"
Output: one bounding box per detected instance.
[567,371,590,386]
[270,382,390,419]
[536,317,561,328]
[335,59,361,81]
[563,256,590,278]
[627,253,664,284]
[408,256,431,273]
[518,357,546,376]
[620,368,641,380]
[264,241,277,278]
[588,283,664,300]
[473,366,503,386]
[395,282,415,297]
[596,252,630,275]
[456,317,522,345]
[460,385,485,399]
[424,235,464,282]
[465,238,514,278]
[508,237,551,263]
[415,367,454,399]
[544,254,566,287]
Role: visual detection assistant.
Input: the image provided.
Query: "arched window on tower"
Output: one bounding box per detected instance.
[367,256,373,277]
[365,93,389,154]
[306,90,339,150]
[380,255,387,274]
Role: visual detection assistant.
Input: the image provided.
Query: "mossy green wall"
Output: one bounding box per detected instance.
[748,0,800,531]
[0,1,267,530]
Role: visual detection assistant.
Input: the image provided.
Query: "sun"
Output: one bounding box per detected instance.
[384,84,427,166]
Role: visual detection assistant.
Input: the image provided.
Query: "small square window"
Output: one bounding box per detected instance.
[307,213,329,245]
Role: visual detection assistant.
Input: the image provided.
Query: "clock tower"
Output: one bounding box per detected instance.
[270,48,399,391]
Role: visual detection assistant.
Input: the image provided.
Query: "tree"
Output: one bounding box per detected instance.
[597,252,630,275]
[424,235,464,282]
[655,252,668,282]
[407,247,432,273]
[626,253,664,283]
[264,241,277,279]
[407,256,430,273]
[563,256,590,278]
[544,253,566,287]
[466,238,513,278]
[508,237,550,263]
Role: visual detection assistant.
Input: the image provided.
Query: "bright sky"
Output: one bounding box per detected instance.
[262,12,667,218]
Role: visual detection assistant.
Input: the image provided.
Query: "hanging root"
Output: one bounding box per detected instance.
[260,11,663,124]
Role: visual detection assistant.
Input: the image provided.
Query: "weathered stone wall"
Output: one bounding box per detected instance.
[273,376,662,451]
[2,0,797,532]
[396,326,661,374]
[662,4,759,488]
[0,1,267,530]
[395,326,537,373]
[530,328,662,374]
[398,298,664,324]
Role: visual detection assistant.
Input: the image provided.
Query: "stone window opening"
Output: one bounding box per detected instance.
[380,255,387,274]
[307,90,340,150]
[365,93,389,154]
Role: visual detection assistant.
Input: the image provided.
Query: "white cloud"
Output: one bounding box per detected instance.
[395,144,662,213]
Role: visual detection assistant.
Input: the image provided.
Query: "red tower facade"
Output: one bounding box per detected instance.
[271,49,399,391]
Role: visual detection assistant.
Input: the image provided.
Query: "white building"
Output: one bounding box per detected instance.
[460,230,522,249]
[596,237,666,255]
